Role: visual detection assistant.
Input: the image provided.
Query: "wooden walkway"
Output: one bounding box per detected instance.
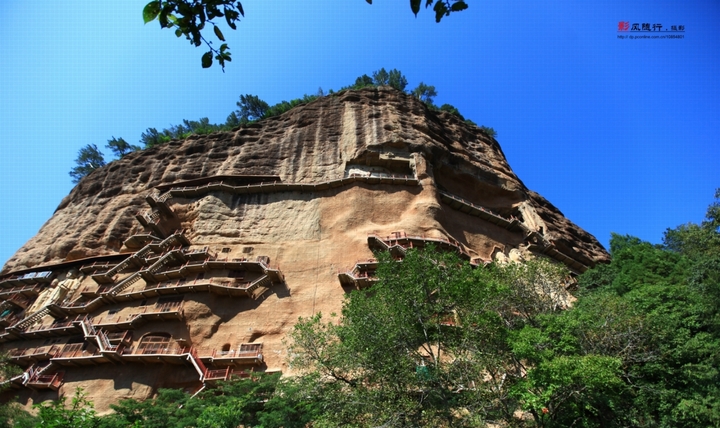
[167,172,419,199]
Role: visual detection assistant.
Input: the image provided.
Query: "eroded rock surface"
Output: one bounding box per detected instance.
[0,87,608,411]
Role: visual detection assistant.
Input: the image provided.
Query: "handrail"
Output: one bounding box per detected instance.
[168,172,419,198]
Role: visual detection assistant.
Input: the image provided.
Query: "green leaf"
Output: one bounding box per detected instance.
[225,9,237,29]
[213,25,225,41]
[143,1,162,24]
[451,1,468,12]
[410,0,421,16]
[366,0,372,3]
[433,0,448,22]
[201,51,213,68]
[237,2,244,16]
[175,28,183,37]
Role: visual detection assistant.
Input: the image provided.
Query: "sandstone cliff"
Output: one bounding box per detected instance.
[0,87,608,410]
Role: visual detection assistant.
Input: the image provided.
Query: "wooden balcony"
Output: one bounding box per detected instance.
[120,346,191,364]
[105,330,133,346]
[93,303,184,331]
[0,284,44,299]
[166,173,418,199]
[115,264,282,301]
[119,279,210,300]
[338,259,379,289]
[0,309,22,328]
[197,344,263,366]
[60,297,103,315]
[437,190,525,232]
[26,371,64,391]
[203,367,252,383]
[9,345,62,366]
[123,233,160,250]
[367,232,472,261]
[51,343,110,366]
[79,261,116,275]
[0,271,54,288]
[1,293,33,310]
[21,315,86,339]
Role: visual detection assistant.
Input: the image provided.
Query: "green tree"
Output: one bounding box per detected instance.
[69,144,106,183]
[0,403,35,428]
[181,117,222,134]
[387,68,409,91]
[412,82,438,105]
[98,374,281,428]
[438,103,465,120]
[106,137,140,159]
[139,127,173,148]
[571,193,720,427]
[0,353,33,428]
[353,74,374,89]
[34,388,98,428]
[370,68,408,91]
[372,68,390,86]
[479,125,497,138]
[225,111,242,127]
[257,374,328,427]
[235,94,270,123]
[289,248,575,426]
[664,188,720,258]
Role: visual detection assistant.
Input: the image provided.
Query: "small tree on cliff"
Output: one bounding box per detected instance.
[235,94,270,123]
[372,68,409,91]
[412,82,438,105]
[69,144,106,183]
[106,136,140,159]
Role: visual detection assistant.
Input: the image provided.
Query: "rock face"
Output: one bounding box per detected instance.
[0,87,608,411]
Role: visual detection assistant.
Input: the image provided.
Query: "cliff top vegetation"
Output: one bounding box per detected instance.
[70,69,496,183]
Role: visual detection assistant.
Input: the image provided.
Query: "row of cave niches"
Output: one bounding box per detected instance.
[0,230,283,393]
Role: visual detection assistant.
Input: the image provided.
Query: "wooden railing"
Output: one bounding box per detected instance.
[0,284,43,297]
[27,371,64,390]
[203,367,251,381]
[168,172,419,199]
[53,344,99,359]
[9,344,61,359]
[24,315,86,333]
[125,345,189,356]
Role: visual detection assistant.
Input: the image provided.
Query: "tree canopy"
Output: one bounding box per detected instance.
[106,137,140,159]
[69,144,106,183]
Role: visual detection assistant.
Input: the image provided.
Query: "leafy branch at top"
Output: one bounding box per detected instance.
[143,1,469,71]
[143,0,242,71]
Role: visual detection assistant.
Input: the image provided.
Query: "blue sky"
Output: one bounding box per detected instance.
[0,1,718,267]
